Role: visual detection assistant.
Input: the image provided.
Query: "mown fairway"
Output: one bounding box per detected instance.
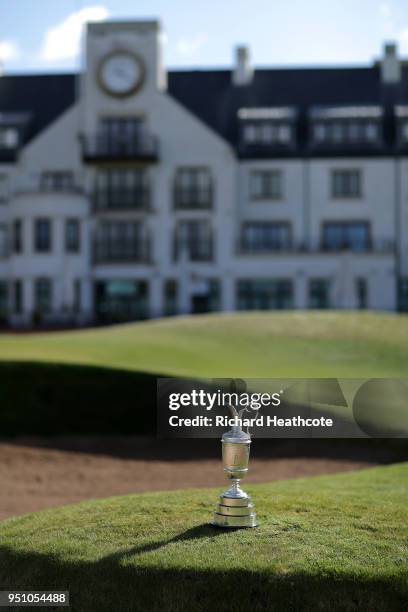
[0,311,407,377]
[0,463,406,611]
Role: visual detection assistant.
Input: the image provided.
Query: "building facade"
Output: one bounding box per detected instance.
[0,20,408,326]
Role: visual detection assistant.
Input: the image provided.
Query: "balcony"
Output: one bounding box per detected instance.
[173,238,214,262]
[237,238,395,255]
[93,238,151,264]
[173,187,213,210]
[81,133,158,163]
[93,188,150,212]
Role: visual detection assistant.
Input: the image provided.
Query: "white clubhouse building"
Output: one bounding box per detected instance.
[0,20,408,326]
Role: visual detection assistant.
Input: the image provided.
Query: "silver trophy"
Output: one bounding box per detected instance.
[211,405,257,528]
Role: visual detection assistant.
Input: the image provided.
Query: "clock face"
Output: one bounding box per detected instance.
[98,51,144,97]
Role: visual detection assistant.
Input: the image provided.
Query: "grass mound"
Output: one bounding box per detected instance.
[1,463,407,611]
[0,311,407,377]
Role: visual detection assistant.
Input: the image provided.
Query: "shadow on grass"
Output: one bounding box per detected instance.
[0,531,406,612]
[0,361,406,463]
[0,361,159,436]
[102,523,229,562]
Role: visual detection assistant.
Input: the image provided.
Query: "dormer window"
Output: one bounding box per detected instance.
[0,113,30,155]
[0,127,19,149]
[243,122,291,145]
[310,106,382,148]
[238,107,296,155]
[395,106,408,147]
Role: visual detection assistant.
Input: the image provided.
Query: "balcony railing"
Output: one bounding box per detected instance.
[237,238,395,255]
[173,187,213,210]
[93,188,150,212]
[81,134,158,162]
[173,238,214,262]
[93,238,151,264]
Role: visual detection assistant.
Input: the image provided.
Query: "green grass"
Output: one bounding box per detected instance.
[0,311,408,377]
[0,463,406,611]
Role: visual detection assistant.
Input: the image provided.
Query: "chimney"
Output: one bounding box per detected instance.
[233,46,253,86]
[381,42,401,84]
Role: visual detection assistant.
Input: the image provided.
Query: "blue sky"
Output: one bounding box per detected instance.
[1,0,408,73]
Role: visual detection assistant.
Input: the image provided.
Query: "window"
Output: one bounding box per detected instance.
[98,117,145,153]
[261,124,274,143]
[14,280,23,314]
[13,220,22,253]
[94,221,149,263]
[241,222,291,252]
[73,279,81,313]
[100,117,143,140]
[0,224,7,257]
[191,279,220,314]
[278,125,290,143]
[309,279,331,309]
[356,278,367,309]
[0,128,18,149]
[164,280,178,316]
[34,219,51,252]
[243,124,257,143]
[41,171,75,192]
[174,168,212,209]
[314,124,326,142]
[34,278,52,313]
[95,280,148,323]
[332,123,343,142]
[175,221,213,261]
[365,123,378,141]
[322,222,370,252]
[237,279,293,310]
[65,219,80,253]
[250,170,282,200]
[331,170,362,198]
[95,169,149,210]
[0,174,8,201]
[242,122,292,145]
[0,281,8,320]
[399,278,408,312]
[348,123,360,141]
[312,120,380,146]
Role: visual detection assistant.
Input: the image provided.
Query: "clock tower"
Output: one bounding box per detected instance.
[79,20,166,134]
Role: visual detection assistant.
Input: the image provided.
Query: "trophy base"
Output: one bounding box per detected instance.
[210,493,257,528]
[211,512,257,528]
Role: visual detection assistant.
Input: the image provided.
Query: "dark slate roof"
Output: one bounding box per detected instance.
[1,66,408,158]
[168,66,408,156]
[0,73,76,145]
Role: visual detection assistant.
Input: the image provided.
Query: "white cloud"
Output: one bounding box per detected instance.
[379,2,391,19]
[39,5,109,62]
[0,40,20,63]
[396,27,408,53]
[176,33,207,58]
